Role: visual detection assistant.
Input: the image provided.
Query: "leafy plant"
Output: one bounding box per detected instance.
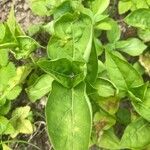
[118,0,150,14]
[27,0,150,150]
[0,0,150,149]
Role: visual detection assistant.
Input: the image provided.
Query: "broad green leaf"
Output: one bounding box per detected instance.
[116,38,147,56]
[94,78,118,98]
[95,22,111,30]
[120,118,150,149]
[26,74,54,102]
[91,0,110,15]
[0,116,14,135]
[38,58,86,88]
[138,28,150,42]
[118,0,132,14]
[106,19,121,43]
[46,81,92,150]
[0,23,5,41]
[0,49,8,66]
[125,9,150,29]
[47,13,93,62]
[97,128,121,149]
[10,106,33,138]
[105,51,143,94]
[6,85,22,100]
[86,42,98,84]
[132,87,150,121]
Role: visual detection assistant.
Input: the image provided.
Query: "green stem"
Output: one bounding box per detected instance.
[2,140,41,150]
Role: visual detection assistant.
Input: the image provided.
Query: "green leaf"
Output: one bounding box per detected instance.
[53,1,74,19]
[42,21,54,35]
[86,42,98,84]
[0,23,6,41]
[146,0,150,5]
[26,74,54,102]
[91,0,110,15]
[120,118,150,149]
[116,38,147,56]
[46,81,92,150]
[8,65,32,86]
[97,60,106,76]
[118,0,132,14]
[10,106,33,138]
[106,19,121,43]
[128,83,148,102]
[138,28,150,42]
[125,9,150,29]
[91,96,119,115]
[105,51,143,94]
[47,13,93,62]
[0,116,14,135]
[6,85,22,100]
[133,0,149,9]
[97,128,121,149]
[0,65,31,102]
[132,87,150,121]
[7,6,16,39]
[0,62,16,89]
[95,22,111,30]
[0,49,8,67]
[0,101,11,115]
[29,0,51,16]
[94,77,118,98]
[38,58,86,88]
[12,36,40,59]
[94,38,103,56]
[133,62,145,75]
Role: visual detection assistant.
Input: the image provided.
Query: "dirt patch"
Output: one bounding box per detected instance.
[0,0,47,30]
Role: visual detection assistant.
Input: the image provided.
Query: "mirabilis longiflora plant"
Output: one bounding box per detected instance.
[27,0,150,149]
[0,0,150,149]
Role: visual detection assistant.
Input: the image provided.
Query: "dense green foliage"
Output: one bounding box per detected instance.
[0,0,150,149]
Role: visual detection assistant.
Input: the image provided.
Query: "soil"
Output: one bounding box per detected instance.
[0,0,46,30]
